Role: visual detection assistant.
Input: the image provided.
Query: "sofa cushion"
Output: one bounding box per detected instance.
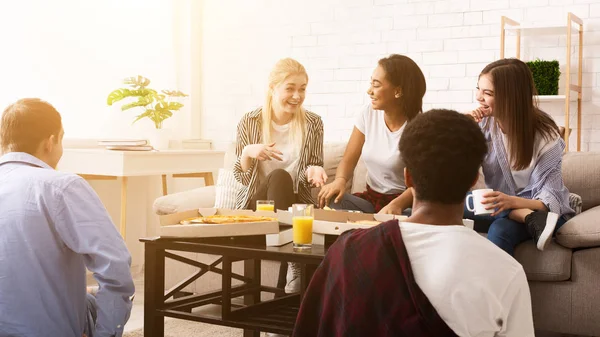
[351,160,367,193]
[562,151,600,211]
[214,168,243,209]
[322,142,349,186]
[514,240,572,282]
[153,185,217,215]
[556,205,600,249]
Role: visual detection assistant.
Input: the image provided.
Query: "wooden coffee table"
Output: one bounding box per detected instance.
[140,234,329,337]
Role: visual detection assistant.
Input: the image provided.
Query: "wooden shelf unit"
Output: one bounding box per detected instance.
[500,13,584,151]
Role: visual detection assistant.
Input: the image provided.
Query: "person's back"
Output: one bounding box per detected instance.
[294,109,534,337]
[400,222,531,336]
[0,98,134,337]
[1,158,89,336]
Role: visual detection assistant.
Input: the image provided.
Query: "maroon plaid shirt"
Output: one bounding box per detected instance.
[353,184,401,213]
[293,220,457,337]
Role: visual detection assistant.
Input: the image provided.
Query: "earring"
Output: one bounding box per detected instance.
[395,93,400,98]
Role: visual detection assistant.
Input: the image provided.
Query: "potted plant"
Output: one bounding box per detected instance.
[107,75,188,149]
[526,59,560,96]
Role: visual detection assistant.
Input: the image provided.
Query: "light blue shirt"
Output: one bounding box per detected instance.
[0,152,134,337]
[479,117,574,217]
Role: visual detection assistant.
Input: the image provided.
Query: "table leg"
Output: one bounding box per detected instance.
[222,256,232,320]
[144,243,165,337]
[300,264,317,302]
[243,259,260,337]
[202,172,215,186]
[120,177,128,239]
[161,174,168,196]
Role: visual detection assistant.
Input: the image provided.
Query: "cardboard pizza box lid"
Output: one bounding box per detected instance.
[158,208,279,238]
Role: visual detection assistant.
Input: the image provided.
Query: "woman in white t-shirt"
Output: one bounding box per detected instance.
[318,54,426,213]
[465,58,575,255]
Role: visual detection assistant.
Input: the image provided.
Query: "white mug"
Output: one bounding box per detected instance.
[466,189,494,215]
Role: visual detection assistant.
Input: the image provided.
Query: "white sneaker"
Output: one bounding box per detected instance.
[284,262,301,294]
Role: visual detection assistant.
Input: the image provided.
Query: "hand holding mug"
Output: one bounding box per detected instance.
[481,191,516,216]
[466,189,494,216]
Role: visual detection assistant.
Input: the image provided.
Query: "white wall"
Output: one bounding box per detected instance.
[0,0,198,141]
[200,0,600,151]
[0,0,204,270]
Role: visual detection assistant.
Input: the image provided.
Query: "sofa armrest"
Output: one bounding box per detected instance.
[153,185,216,215]
[556,205,600,249]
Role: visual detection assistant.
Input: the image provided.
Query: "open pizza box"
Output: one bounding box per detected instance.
[158,208,279,238]
[277,209,476,236]
[277,209,409,236]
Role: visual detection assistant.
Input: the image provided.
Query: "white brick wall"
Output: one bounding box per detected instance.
[201,0,600,151]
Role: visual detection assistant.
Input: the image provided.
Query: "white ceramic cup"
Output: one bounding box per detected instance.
[466,189,494,215]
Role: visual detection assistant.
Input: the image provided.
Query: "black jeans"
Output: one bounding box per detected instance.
[249,169,298,211]
[249,169,298,292]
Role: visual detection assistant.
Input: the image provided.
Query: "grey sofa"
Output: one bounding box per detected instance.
[153,145,600,336]
[516,151,600,336]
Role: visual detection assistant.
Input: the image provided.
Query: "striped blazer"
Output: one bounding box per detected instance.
[232,107,324,210]
[480,116,574,218]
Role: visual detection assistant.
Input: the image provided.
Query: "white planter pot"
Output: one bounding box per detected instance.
[148,128,171,150]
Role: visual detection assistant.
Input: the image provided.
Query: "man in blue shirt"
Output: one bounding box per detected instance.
[0,98,135,337]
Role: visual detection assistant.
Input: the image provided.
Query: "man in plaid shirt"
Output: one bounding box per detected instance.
[294,109,534,337]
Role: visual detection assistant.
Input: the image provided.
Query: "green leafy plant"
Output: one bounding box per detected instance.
[107,75,188,129]
[526,59,560,96]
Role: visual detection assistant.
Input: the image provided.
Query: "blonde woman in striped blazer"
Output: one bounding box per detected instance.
[232,58,327,300]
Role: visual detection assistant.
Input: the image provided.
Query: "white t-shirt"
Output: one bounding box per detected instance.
[355,104,406,194]
[258,122,301,192]
[400,222,534,337]
[501,133,557,192]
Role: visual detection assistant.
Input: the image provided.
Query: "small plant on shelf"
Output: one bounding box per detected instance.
[526,59,560,96]
[107,75,188,129]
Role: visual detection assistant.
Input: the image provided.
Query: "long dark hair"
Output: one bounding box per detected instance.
[481,58,559,170]
[378,54,426,121]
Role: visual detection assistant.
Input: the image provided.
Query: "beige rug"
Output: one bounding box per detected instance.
[124,319,267,337]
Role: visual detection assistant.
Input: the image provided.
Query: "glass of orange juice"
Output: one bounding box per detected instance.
[292,204,313,250]
[256,200,275,212]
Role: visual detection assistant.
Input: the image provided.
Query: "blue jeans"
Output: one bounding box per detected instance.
[330,193,412,216]
[85,293,97,337]
[464,192,567,256]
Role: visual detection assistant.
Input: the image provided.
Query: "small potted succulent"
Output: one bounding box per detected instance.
[107,75,188,149]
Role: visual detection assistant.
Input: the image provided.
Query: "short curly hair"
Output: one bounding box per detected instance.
[399,109,487,204]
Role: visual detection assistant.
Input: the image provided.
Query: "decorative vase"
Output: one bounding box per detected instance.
[148,128,171,150]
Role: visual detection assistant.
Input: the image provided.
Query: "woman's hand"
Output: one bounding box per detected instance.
[242,143,283,161]
[482,191,517,216]
[378,201,403,215]
[306,166,328,188]
[318,178,347,208]
[469,107,491,123]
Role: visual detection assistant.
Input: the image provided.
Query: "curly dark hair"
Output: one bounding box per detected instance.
[399,109,487,204]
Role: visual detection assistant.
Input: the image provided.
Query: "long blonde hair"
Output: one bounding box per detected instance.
[262,58,308,149]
